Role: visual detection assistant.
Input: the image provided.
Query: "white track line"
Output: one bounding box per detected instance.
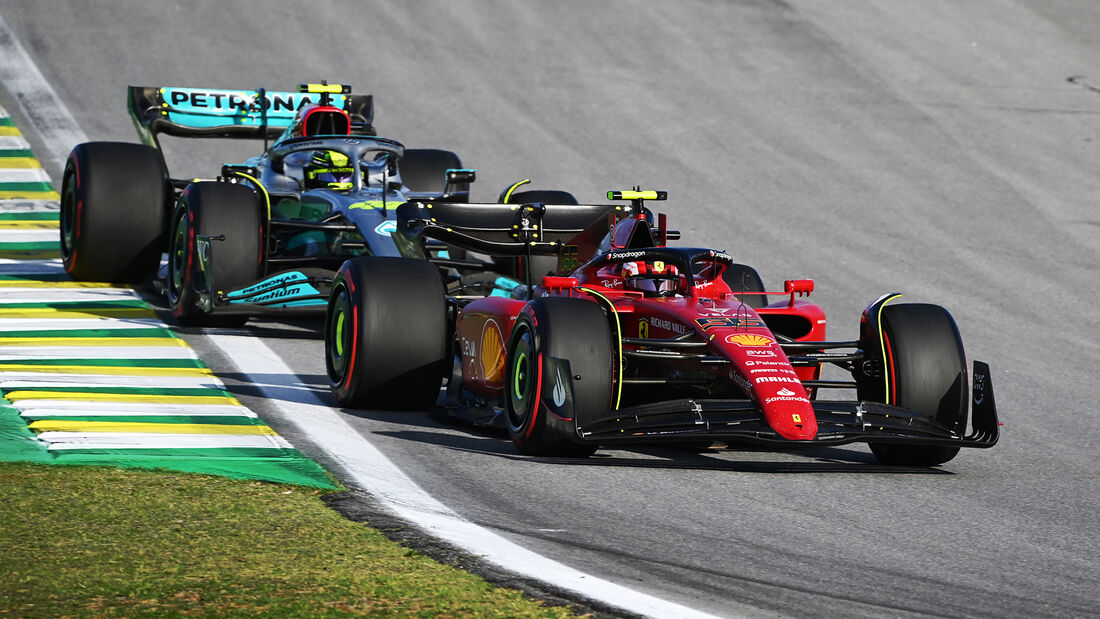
[209,334,720,619]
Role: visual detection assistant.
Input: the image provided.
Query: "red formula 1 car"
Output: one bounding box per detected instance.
[325,190,999,466]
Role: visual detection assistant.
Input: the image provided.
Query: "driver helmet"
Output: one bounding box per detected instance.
[304,150,354,190]
[621,260,681,295]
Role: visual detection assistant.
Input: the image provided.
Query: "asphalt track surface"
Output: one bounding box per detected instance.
[3,1,1099,616]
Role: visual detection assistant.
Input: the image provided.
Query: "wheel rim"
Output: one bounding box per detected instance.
[167,211,189,304]
[507,327,537,432]
[327,287,352,382]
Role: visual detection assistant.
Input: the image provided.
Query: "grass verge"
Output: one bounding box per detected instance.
[0,462,580,617]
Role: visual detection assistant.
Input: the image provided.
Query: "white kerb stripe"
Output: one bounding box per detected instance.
[39,433,293,450]
[0,288,140,302]
[0,259,64,273]
[0,201,60,213]
[0,135,31,150]
[0,229,57,243]
[0,318,166,331]
[0,168,50,182]
[0,375,226,389]
[0,346,199,360]
[9,401,252,416]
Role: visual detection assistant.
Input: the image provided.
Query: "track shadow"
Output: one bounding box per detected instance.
[207,372,954,475]
[368,425,954,475]
[214,371,333,405]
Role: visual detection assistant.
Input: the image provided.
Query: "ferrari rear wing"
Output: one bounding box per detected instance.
[395,200,621,257]
[128,85,374,147]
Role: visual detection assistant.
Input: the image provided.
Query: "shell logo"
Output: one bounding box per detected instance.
[725,333,774,347]
[481,320,505,382]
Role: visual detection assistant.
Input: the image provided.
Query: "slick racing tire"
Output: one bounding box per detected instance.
[166,182,262,327]
[722,263,767,308]
[867,303,968,466]
[399,149,465,194]
[504,189,579,206]
[60,142,167,283]
[326,257,448,410]
[505,297,610,457]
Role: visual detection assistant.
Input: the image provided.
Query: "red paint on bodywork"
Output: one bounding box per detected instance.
[457,296,526,397]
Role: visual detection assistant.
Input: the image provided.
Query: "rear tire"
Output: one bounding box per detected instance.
[60,142,167,283]
[326,257,448,410]
[399,149,465,194]
[505,298,609,457]
[503,189,578,206]
[867,303,968,466]
[166,182,262,327]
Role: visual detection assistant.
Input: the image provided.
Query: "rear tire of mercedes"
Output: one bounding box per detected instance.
[722,263,768,308]
[60,142,167,283]
[326,257,448,410]
[503,189,578,206]
[867,303,968,466]
[505,298,608,457]
[166,182,262,327]
[399,149,465,194]
[400,149,469,261]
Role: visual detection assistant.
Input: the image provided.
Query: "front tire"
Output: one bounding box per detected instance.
[60,142,167,283]
[326,257,448,410]
[866,303,968,466]
[721,263,767,308]
[505,298,610,457]
[166,182,262,326]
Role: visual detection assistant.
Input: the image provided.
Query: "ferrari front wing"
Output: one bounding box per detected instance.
[576,361,1000,449]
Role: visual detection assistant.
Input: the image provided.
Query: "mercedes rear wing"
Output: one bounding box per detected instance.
[127,85,374,148]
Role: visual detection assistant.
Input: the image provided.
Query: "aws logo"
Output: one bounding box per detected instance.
[725,333,774,347]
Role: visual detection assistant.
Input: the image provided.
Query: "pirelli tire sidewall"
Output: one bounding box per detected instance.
[167,182,261,326]
[868,303,968,467]
[326,257,448,410]
[504,297,609,457]
[60,141,167,283]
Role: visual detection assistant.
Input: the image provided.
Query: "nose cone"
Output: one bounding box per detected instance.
[754,382,818,440]
[720,333,818,441]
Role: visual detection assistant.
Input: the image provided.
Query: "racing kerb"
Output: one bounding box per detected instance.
[0,106,334,488]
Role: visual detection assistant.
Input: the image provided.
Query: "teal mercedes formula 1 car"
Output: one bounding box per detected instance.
[60,82,475,326]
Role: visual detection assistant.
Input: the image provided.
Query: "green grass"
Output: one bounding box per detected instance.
[0,463,581,618]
